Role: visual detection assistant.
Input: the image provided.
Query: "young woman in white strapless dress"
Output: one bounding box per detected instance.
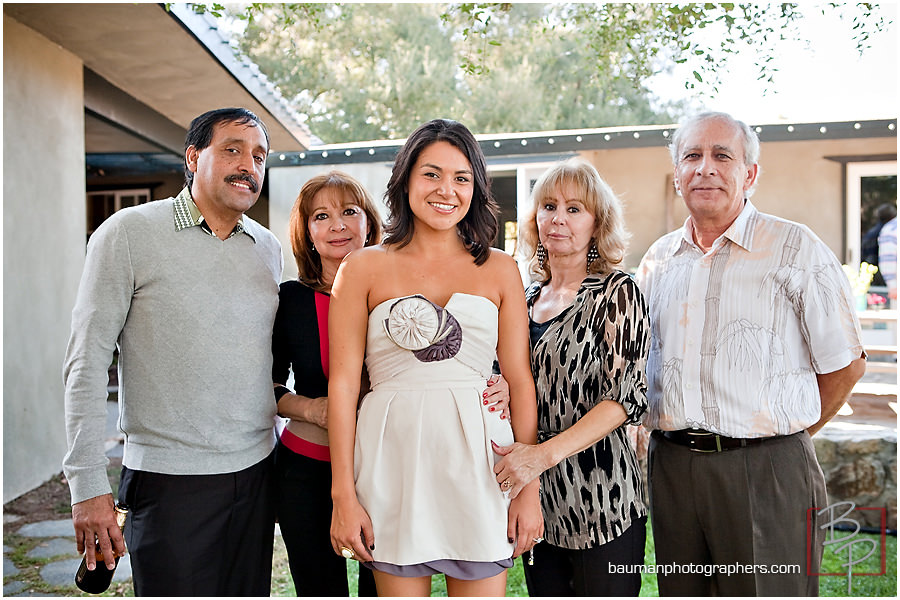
[328,119,543,597]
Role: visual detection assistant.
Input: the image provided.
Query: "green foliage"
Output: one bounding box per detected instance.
[442,2,887,94]
[186,2,887,143]
[186,2,328,27]
[641,517,659,596]
[237,3,466,141]
[231,3,694,142]
[443,3,513,76]
[220,2,888,143]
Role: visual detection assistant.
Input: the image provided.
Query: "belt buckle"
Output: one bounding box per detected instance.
[687,430,721,453]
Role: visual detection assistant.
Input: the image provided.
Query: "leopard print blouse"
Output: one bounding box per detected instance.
[527,270,649,549]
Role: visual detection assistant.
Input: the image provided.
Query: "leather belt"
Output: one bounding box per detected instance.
[658,429,784,453]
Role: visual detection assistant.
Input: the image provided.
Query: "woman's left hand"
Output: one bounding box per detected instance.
[482,374,510,420]
[507,482,544,559]
[492,441,548,500]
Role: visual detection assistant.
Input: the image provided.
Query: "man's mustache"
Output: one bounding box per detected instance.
[225,173,259,193]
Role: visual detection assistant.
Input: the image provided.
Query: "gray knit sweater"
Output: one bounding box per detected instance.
[63,192,283,504]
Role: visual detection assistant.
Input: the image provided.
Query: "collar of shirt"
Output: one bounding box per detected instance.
[674,200,758,257]
[172,187,255,242]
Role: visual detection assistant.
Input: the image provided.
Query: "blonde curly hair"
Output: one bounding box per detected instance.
[518,158,629,282]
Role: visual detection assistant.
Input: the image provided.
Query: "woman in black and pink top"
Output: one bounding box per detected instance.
[272,171,381,596]
[272,171,509,596]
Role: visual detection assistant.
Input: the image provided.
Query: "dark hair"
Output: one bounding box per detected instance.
[383,119,498,265]
[183,107,270,189]
[290,170,383,291]
[876,203,897,223]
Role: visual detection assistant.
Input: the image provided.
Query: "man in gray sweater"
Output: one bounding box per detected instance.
[63,108,283,595]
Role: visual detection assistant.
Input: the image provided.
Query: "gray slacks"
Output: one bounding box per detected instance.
[648,430,827,596]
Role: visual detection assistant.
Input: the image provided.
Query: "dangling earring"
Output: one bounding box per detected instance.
[536,242,547,270]
[587,239,599,270]
[310,243,317,254]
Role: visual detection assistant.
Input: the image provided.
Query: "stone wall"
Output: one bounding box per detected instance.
[814,425,897,530]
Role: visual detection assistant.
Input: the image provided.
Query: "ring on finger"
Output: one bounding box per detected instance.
[340,546,355,560]
[501,478,512,490]
[532,537,543,543]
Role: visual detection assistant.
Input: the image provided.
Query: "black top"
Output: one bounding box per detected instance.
[528,319,551,348]
[272,280,328,401]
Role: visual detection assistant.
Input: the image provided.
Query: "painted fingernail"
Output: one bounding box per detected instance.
[483,399,488,405]
[489,407,494,412]
[370,544,375,550]
[500,415,506,420]
[508,537,514,543]
[483,392,488,398]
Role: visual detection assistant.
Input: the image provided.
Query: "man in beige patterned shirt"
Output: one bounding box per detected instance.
[636,112,866,596]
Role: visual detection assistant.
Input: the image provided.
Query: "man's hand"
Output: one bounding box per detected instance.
[72,494,126,570]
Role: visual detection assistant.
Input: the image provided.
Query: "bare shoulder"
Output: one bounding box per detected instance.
[484,248,523,281]
[345,243,389,262]
[484,247,517,268]
[338,244,388,273]
[333,245,390,297]
[481,249,528,307]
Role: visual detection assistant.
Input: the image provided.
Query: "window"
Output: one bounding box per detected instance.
[86,189,150,238]
[846,162,897,267]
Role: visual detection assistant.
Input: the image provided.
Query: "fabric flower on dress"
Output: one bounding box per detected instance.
[383,295,462,362]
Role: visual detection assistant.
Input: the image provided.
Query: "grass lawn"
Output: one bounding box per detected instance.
[5,514,892,596]
[819,529,898,597]
[6,462,894,596]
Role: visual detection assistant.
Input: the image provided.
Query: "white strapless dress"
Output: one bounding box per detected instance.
[354,293,515,567]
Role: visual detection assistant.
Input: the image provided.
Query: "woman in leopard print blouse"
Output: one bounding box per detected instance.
[492,158,649,596]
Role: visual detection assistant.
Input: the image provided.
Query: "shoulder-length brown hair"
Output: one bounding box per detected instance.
[383,119,498,265]
[289,170,382,291]
[519,158,629,282]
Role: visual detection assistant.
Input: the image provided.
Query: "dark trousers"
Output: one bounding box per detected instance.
[117,452,276,596]
[649,430,827,596]
[275,441,377,597]
[523,516,647,596]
